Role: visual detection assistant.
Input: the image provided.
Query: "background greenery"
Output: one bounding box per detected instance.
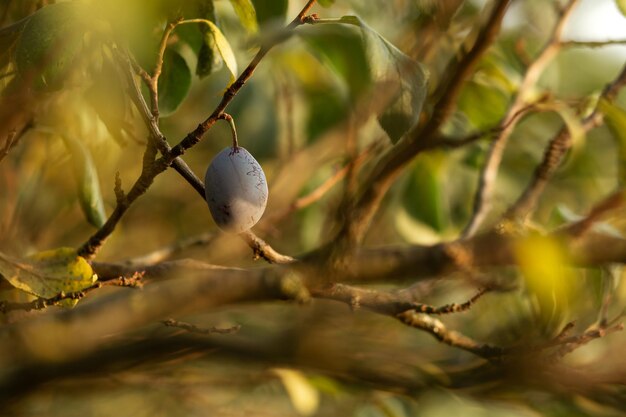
[1,0,626,416]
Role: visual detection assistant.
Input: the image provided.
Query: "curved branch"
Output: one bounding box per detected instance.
[506,62,626,220]
[332,0,512,251]
[462,0,580,238]
[78,1,319,259]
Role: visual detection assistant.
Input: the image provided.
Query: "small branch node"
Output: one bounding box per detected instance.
[302,14,319,24]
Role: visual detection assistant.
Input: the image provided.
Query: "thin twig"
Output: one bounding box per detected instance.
[0,272,143,313]
[439,103,536,148]
[239,230,295,264]
[0,120,32,164]
[168,0,318,159]
[548,321,623,359]
[462,0,580,238]
[310,245,505,358]
[150,18,183,118]
[506,63,626,220]
[265,140,382,226]
[0,129,17,163]
[561,189,625,238]
[314,283,491,316]
[116,54,291,262]
[330,0,512,252]
[79,1,318,258]
[397,310,504,358]
[560,39,626,49]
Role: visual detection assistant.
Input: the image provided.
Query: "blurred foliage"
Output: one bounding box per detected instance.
[0,0,626,416]
[0,247,96,307]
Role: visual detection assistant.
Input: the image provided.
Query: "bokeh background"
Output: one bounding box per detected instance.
[1,0,626,416]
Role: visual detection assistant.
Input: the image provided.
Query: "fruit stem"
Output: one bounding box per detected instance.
[219,113,239,151]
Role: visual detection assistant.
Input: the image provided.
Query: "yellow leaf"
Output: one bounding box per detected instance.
[0,247,97,307]
[514,236,573,322]
[272,368,319,416]
[203,20,238,86]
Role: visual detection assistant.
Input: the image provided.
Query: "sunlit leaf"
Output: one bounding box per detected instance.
[598,98,626,185]
[514,235,574,324]
[251,0,288,25]
[229,0,259,33]
[199,20,238,85]
[158,49,192,116]
[15,2,86,90]
[194,0,223,78]
[0,248,97,307]
[61,134,108,228]
[273,368,319,416]
[302,16,428,144]
[345,16,428,143]
[197,30,224,78]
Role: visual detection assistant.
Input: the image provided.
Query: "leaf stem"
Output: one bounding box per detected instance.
[218,113,239,149]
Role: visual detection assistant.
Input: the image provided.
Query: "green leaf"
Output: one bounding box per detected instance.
[229,0,259,33]
[199,20,238,85]
[458,80,509,129]
[402,151,448,233]
[15,2,86,90]
[197,30,224,78]
[300,24,370,97]
[0,248,97,307]
[158,49,192,116]
[598,98,626,185]
[345,16,428,143]
[251,0,288,25]
[305,86,349,142]
[617,0,626,17]
[193,0,224,78]
[61,134,107,228]
[302,16,428,144]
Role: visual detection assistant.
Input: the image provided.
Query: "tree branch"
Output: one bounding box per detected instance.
[313,283,491,316]
[331,0,512,252]
[77,1,319,259]
[462,0,580,238]
[506,62,626,220]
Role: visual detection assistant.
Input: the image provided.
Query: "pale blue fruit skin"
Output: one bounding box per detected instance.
[204,147,268,233]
